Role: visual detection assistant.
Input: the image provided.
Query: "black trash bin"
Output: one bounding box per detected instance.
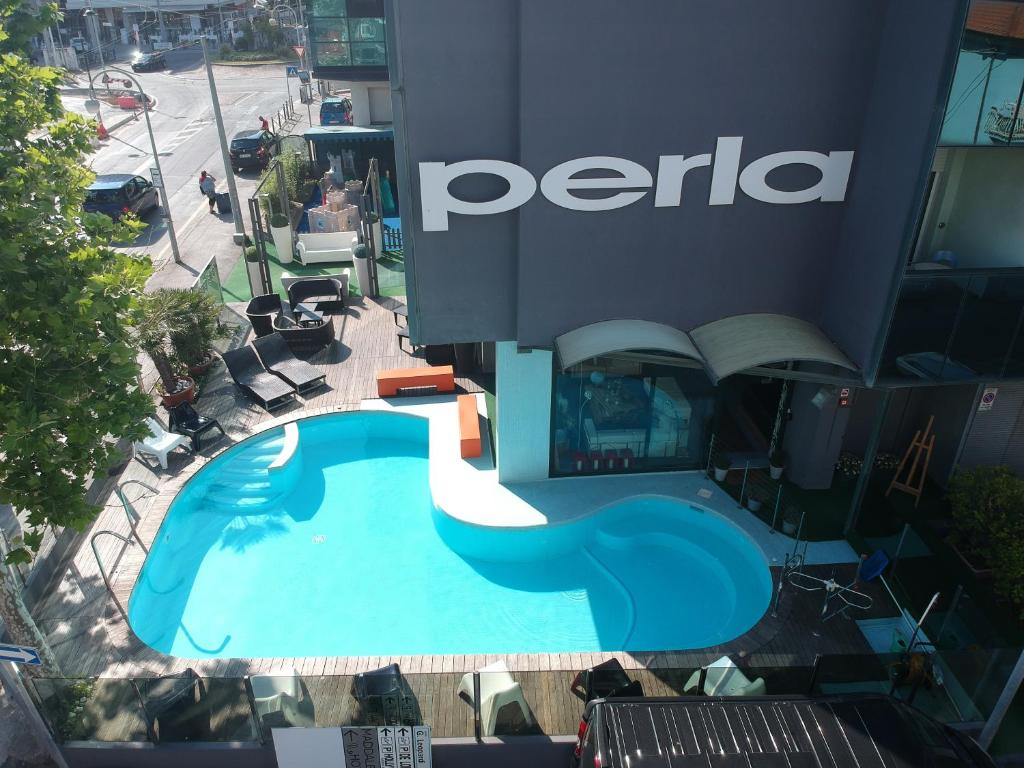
[215,192,231,214]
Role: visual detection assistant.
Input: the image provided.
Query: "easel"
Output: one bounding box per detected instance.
[886,415,935,508]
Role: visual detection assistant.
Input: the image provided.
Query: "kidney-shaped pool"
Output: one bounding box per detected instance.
[128,411,772,658]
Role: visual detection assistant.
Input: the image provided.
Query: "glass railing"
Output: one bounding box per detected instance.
[879,270,1024,383]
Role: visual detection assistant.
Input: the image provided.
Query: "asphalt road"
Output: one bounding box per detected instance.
[64,46,306,266]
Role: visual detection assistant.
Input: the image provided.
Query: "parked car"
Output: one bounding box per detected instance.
[570,694,996,768]
[131,52,167,72]
[319,96,353,126]
[229,130,277,172]
[84,174,159,221]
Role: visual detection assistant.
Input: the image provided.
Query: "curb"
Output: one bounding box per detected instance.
[60,90,159,135]
[213,59,299,67]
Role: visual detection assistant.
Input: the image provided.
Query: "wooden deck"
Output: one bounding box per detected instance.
[26,294,905,741]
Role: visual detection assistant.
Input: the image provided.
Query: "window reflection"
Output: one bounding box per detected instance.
[551,356,714,476]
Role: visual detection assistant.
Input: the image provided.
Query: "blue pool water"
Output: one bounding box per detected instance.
[128,412,772,658]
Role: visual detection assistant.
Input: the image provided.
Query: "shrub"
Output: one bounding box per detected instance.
[270,212,289,229]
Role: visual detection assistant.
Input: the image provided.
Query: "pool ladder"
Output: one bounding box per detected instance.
[90,481,157,614]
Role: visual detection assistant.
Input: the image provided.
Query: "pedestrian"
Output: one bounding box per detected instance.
[259,115,270,132]
[199,170,217,213]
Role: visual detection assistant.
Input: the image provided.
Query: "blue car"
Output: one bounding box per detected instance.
[84,174,160,221]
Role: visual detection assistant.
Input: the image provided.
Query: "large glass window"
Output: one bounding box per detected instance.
[309,0,386,71]
[941,50,1024,146]
[551,356,715,476]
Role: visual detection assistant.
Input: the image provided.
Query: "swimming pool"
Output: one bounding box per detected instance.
[128,412,772,658]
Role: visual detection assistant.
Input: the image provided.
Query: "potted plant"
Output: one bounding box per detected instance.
[947,466,1024,580]
[134,290,196,407]
[746,490,763,513]
[782,506,801,536]
[769,448,786,480]
[269,211,293,264]
[168,289,229,377]
[712,454,729,482]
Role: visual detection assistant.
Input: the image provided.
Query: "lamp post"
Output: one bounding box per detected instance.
[267,5,305,70]
[85,66,182,264]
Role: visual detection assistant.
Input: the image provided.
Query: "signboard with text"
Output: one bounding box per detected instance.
[979,387,998,412]
[341,726,430,768]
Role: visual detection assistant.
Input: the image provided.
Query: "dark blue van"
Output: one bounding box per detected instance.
[320,96,353,126]
[84,174,159,221]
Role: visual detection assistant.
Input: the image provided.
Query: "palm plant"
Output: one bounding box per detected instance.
[133,290,192,394]
[167,289,228,370]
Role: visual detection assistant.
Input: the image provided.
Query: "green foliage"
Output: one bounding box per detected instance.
[132,289,200,391]
[270,212,289,229]
[48,679,95,741]
[0,1,154,563]
[948,466,1024,613]
[167,289,228,368]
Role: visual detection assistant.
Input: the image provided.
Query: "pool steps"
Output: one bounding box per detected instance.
[199,425,303,513]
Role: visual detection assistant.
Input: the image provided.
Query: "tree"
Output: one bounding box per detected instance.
[0,0,153,675]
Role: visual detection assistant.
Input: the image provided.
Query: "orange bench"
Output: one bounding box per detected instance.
[458,394,481,459]
[376,365,455,397]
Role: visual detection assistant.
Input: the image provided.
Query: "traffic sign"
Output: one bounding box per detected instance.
[150,167,162,187]
[286,65,299,78]
[0,644,41,666]
[292,45,305,58]
[339,726,430,768]
[979,386,998,412]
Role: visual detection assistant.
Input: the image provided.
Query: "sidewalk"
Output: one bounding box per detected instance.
[146,102,313,294]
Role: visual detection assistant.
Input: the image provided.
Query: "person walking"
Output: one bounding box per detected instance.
[199,170,217,213]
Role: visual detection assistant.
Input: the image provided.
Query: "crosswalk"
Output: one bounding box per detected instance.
[158,117,213,156]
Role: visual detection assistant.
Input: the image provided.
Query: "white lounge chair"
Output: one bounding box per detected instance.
[251,668,311,727]
[133,417,192,469]
[684,656,767,697]
[457,660,534,736]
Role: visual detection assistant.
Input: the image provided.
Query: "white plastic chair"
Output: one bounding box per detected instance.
[133,417,192,469]
[251,668,310,727]
[457,660,534,736]
[684,656,767,697]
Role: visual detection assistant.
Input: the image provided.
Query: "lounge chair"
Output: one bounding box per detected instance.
[287,277,345,313]
[570,657,643,702]
[253,333,327,394]
[684,656,766,696]
[250,668,311,728]
[167,402,226,451]
[222,346,296,411]
[458,660,535,735]
[133,417,193,469]
[245,293,287,338]
[352,663,416,726]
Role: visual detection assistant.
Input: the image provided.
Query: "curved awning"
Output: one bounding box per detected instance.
[690,313,857,383]
[554,319,704,370]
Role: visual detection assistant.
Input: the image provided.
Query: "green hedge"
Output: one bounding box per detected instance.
[218,48,296,62]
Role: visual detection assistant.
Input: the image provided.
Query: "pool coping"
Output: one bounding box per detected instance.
[103,401,797,679]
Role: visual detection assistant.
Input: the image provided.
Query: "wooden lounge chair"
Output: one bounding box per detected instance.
[222,346,296,411]
[253,333,327,395]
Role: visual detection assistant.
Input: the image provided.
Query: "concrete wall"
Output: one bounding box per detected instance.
[495,342,553,482]
[338,81,391,127]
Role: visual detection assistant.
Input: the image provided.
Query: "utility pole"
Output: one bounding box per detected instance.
[200,37,246,244]
[155,0,167,43]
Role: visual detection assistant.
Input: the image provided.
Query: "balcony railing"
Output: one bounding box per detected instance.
[879,268,1024,383]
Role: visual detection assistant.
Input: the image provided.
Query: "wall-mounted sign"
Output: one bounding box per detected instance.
[979,387,998,412]
[419,137,855,231]
[838,387,851,408]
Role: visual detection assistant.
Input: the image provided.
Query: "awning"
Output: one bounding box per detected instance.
[303,126,394,142]
[690,313,857,383]
[554,314,856,383]
[554,319,704,370]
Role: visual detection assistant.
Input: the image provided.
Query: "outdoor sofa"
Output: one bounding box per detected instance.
[286,277,345,313]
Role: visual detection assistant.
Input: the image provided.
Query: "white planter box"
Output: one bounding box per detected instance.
[354,254,372,297]
[271,224,293,264]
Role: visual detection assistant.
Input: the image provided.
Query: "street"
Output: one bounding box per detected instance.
[62,45,308,273]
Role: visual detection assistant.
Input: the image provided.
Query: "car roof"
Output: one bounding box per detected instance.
[323,96,349,104]
[588,694,990,768]
[232,129,267,140]
[88,174,136,189]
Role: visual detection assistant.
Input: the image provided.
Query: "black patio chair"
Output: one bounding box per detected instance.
[253,332,327,394]
[287,277,345,313]
[570,657,642,702]
[245,293,287,338]
[221,346,296,411]
[352,663,417,726]
[167,402,227,451]
[273,312,335,354]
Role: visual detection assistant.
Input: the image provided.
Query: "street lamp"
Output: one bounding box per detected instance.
[85,66,182,264]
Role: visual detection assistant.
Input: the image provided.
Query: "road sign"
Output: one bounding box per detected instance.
[292,45,305,58]
[0,644,41,666]
[150,167,162,187]
[286,65,299,78]
[838,387,851,408]
[339,726,430,768]
[979,386,998,412]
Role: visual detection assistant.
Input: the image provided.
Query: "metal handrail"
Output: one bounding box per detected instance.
[115,480,155,554]
[90,530,136,606]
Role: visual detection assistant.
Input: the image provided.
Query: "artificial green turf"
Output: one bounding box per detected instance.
[222,242,407,302]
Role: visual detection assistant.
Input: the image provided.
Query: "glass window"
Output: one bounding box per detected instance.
[947,275,1024,377]
[551,356,715,476]
[351,41,386,66]
[312,20,349,42]
[941,49,1024,146]
[346,0,383,17]
[311,0,346,15]
[349,16,384,42]
[313,41,351,66]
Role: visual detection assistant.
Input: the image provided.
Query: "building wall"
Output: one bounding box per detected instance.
[495,342,553,482]
[389,0,968,376]
[959,382,1024,475]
